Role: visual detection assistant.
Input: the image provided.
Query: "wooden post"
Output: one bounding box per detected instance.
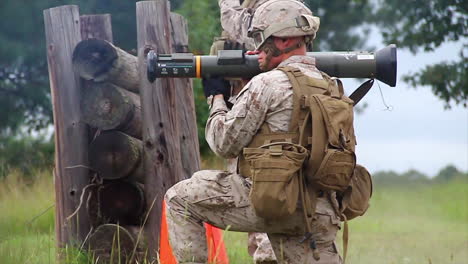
[137,0,187,260]
[44,5,90,247]
[170,13,189,53]
[170,13,201,178]
[80,14,113,42]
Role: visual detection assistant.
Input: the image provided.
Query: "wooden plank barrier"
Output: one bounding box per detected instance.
[46,2,199,262]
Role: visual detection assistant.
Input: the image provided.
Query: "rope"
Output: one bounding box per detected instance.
[377,81,393,111]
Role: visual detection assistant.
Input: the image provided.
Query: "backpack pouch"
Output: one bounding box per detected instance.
[313,148,356,192]
[306,94,357,192]
[244,143,308,219]
[341,164,373,220]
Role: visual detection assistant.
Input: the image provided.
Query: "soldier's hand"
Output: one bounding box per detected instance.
[202,77,234,108]
[224,39,245,51]
[202,77,231,98]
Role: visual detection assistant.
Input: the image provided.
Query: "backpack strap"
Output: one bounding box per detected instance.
[277,66,341,261]
[277,66,307,135]
[308,96,328,176]
[277,66,356,263]
[277,66,333,176]
[277,66,335,130]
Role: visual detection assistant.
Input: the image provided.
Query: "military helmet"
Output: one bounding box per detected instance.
[248,0,320,50]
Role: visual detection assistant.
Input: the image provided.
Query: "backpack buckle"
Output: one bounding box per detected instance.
[300,95,309,109]
[269,145,283,156]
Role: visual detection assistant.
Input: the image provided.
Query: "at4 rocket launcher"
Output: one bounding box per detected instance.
[147,44,397,87]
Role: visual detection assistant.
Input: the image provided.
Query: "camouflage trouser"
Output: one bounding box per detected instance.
[248,232,277,263]
[165,170,342,264]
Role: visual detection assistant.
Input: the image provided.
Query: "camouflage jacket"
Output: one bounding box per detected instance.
[218,0,272,50]
[206,55,324,160]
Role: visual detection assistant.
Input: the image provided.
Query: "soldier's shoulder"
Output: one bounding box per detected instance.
[235,70,288,100]
[250,69,288,85]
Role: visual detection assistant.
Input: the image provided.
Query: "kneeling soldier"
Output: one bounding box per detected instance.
[165,1,345,263]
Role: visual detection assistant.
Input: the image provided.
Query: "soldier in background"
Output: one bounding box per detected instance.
[165,0,342,263]
[213,0,270,53]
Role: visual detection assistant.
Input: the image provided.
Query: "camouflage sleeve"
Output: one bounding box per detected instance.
[205,76,271,158]
[218,0,255,48]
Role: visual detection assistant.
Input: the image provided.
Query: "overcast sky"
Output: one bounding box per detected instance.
[341,40,467,177]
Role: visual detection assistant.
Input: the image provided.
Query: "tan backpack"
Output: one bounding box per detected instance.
[240,66,373,260]
[278,66,357,192]
[279,66,373,263]
[240,66,373,218]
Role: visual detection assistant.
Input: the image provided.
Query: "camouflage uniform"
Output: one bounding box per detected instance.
[218,0,303,50]
[218,0,272,50]
[218,2,290,262]
[165,56,342,264]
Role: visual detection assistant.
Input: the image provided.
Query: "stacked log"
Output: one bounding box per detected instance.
[71,15,148,263]
[89,131,144,182]
[87,181,145,227]
[72,38,139,93]
[81,83,142,139]
[70,7,197,262]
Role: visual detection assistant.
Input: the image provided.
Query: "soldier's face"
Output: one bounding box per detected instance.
[258,37,307,70]
[258,50,282,70]
[257,38,287,71]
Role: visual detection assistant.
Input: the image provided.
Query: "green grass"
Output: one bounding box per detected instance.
[338,182,468,264]
[0,169,56,263]
[0,233,55,264]
[0,170,55,238]
[221,181,468,264]
[1,169,467,264]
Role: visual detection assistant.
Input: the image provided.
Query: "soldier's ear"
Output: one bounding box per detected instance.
[279,37,295,48]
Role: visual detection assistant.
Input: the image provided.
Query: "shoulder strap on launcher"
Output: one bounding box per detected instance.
[278,65,354,263]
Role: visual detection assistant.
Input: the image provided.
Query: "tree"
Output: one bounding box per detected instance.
[1,0,463,156]
[0,0,143,136]
[374,0,467,108]
[0,134,54,178]
[434,164,467,182]
[0,1,56,135]
[304,0,373,51]
[373,169,430,186]
[400,169,430,184]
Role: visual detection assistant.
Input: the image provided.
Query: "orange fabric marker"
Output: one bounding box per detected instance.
[160,200,229,264]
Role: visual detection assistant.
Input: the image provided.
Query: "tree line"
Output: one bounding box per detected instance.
[373,164,467,187]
